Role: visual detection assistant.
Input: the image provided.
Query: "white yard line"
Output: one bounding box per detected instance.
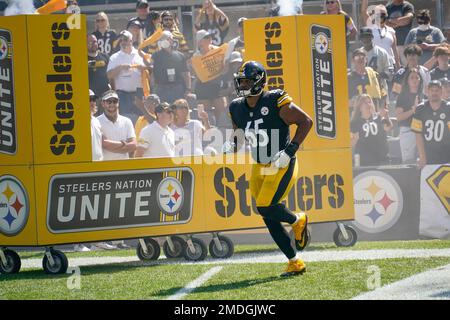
[352,263,450,300]
[166,266,223,300]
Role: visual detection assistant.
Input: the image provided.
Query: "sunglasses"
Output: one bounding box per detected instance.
[105,99,119,104]
[89,97,97,102]
[96,19,106,22]
[326,1,336,4]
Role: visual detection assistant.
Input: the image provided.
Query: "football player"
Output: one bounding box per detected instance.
[225,61,313,277]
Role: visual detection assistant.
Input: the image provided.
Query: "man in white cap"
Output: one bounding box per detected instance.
[150,30,192,104]
[89,89,103,161]
[107,30,147,124]
[97,90,137,160]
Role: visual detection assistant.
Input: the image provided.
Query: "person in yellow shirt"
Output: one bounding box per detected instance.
[135,94,160,138]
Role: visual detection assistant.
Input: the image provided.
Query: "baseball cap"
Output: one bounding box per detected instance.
[136,0,149,8]
[428,80,442,88]
[145,94,161,104]
[160,30,174,41]
[352,48,367,58]
[196,30,212,43]
[238,17,247,27]
[359,27,373,37]
[102,90,119,101]
[155,103,172,113]
[127,19,143,29]
[229,51,243,63]
[119,30,133,40]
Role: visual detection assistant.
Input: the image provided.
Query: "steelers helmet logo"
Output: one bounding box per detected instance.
[314,32,329,55]
[261,106,269,116]
[0,36,9,60]
[157,177,184,216]
[0,176,29,236]
[353,171,403,233]
[426,165,450,215]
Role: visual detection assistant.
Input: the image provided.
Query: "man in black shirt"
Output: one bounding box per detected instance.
[386,0,415,64]
[127,0,158,39]
[411,80,450,167]
[87,34,110,98]
[150,31,191,104]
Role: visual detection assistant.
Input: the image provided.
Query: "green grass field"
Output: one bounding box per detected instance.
[2,240,450,300]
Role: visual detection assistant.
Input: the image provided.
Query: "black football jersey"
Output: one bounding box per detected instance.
[411,100,450,164]
[92,30,118,57]
[229,90,292,164]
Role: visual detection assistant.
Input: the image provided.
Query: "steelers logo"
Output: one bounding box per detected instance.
[0,37,9,60]
[439,113,446,120]
[0,176,29,236]
[261,106,269,116]
[157,177,184,216]
[353,171,403,233]
[314,32,329,55]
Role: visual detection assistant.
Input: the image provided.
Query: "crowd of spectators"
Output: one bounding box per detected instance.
[85,0,449,172]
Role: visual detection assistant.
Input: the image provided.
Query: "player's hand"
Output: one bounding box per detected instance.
[272,150,291,168]
[221,141,236,154]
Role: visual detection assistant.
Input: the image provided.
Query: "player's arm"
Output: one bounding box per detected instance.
[279,102,313,149]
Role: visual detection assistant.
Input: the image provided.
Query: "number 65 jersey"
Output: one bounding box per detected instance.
[229,89,292,164]
[411,100,450,165]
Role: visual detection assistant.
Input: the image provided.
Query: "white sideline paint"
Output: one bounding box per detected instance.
[19,248,450,269]
[352,263,450,300]
[166,266,223,300]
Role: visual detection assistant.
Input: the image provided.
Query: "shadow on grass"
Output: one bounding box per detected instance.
[0,261,163,282]
[154,275,288,298]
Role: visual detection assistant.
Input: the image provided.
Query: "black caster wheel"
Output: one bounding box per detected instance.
[163,236,186,259]
[42,249,68,275]
[183,237,207,261]
[0,249,21,274]
[209,235,234,259]
[333,225,357,247]
[136,238,161,261]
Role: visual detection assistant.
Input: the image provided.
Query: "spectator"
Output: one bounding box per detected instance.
[107,30,147,124]
[150,31,192,104]
[87,34,110,98]
[348,49,386,113]
[92,11,118,57]
[98,90,137,160]
[404,10,446,66]
[395,68,424,163]
[411,80,450,168]
[361,1,401,69]
[89,90,103,161]
[391,44,430,102]
[321,0,357,52]
[192,30,228,128]
[228,17,246,57]
[160,10,190,55]
[385,0,415,65]
[135,103,175,158]
[220,51,243,103]
[135,94,160,138]
[429,46,450,81]
[128,0,158,39]
[351,94,393,166]
[194,0,230,46]
[170,99,210,156]
[126,19,144,49]
[358,27,394,98]
[441,78,450,102]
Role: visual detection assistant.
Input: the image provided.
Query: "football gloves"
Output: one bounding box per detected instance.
[272,142,299,168]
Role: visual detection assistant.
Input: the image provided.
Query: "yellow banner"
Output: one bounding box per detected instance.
[191,43,228,83]
[27,14,91,165]
[0,17,34,165]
